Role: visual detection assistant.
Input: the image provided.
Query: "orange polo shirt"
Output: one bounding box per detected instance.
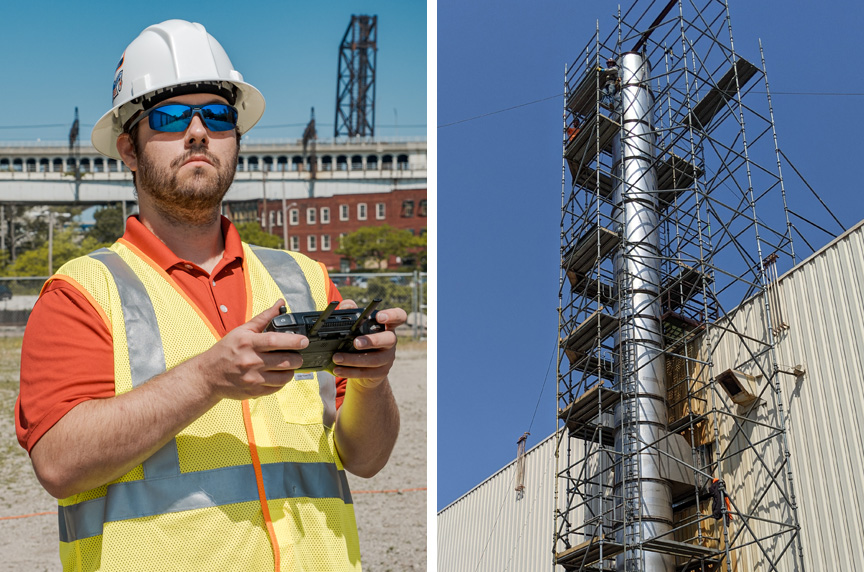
[16,216,346,453]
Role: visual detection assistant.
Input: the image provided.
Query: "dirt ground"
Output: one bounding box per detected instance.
[0,333,426,571]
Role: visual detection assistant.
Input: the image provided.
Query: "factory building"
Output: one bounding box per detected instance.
[439,218,864,570]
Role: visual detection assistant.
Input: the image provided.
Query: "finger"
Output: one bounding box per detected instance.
[259,350,305,371]
[255,332,309,353]
[375,307,408,328]
[332,363,392,381]
[258,370,297,388]
[244,300,286,333]
[352,330,397,350]
[338,299,358,310]
[333,346,395,369]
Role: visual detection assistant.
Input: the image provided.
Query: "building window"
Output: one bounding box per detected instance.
[322,235,331,251]
[289,236,299,251]
[340,204,349,221]
[307,207,317,225]
[321,207,330,224]
[419,199,427,217]
[308,235,317,251]
[289,208,299,225]
[376,203,386,220]
[402,200,415,217]
[357,203,367,221]
[397,154,409,170]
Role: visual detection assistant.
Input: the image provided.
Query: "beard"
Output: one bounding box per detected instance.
[134,143,239,227]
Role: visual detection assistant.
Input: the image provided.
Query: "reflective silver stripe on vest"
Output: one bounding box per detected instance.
[317,371,338,429]
[89,249,180,480]
[249,245,315,312]
[249,245,337,427]
[89,249,166,389]
[58,462,353,543]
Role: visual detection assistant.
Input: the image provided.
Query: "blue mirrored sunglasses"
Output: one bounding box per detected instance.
[127,103,239,133]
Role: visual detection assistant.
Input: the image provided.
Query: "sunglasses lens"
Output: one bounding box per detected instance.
[200,104,238,131]
[149,105,194,132]
[148,104,238,132]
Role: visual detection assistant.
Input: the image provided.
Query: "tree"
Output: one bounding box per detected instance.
[335,224,424,270]
[86,204,126,244]
[1,228,106,277]
[235,222,283,249]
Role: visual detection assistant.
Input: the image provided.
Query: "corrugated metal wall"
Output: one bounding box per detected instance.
[728,219,864,570]
[663,219,864,570]
[438,434,561,572]
[438,221,864,570]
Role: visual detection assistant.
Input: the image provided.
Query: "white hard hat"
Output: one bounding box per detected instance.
[91,19,265,159]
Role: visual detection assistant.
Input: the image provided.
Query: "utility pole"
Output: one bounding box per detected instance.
[69,108,81,202]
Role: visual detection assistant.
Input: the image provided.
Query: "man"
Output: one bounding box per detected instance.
[15,20,403,572]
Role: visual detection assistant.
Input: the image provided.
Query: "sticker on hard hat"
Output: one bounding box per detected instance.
[115,53,124,71]
[113,71,123,100]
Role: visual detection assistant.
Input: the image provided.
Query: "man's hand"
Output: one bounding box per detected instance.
[330,300,407,387]
[331,300,405,478]
[30,299,311,498]
[199,300,309,400]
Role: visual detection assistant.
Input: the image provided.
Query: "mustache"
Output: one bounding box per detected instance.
[170,148,221,169]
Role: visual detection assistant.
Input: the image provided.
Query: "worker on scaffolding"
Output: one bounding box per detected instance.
[599,57,620,109]
[566,116,581,144]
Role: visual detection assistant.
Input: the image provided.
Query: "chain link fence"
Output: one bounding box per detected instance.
[0,273,428,340]
[330,271,427,340]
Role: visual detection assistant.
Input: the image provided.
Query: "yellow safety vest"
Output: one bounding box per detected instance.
[49,239,362,572]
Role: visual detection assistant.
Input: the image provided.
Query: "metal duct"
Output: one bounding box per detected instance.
[611,52,675,572]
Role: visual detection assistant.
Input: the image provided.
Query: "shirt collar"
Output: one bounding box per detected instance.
[121,215,244,272]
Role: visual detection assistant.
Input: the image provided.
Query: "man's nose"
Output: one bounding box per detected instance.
[185,114,209,146]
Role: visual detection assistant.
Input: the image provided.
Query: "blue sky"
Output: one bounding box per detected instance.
[437,0,864,511]
[0,0,426,142]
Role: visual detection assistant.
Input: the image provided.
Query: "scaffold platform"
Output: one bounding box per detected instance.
[686,58,758,130]
[562,224,618,278]
[561,308,618,362]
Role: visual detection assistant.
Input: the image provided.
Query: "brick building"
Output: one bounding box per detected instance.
[253,187,427,271]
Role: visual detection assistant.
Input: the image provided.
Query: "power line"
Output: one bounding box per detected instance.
[438,94,564,129]
[0,124,68,130]
[438,89,864,129]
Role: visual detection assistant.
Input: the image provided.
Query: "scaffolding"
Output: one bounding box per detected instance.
[555,1,804,570]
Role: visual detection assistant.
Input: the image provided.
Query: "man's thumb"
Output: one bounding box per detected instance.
[246,300,285,332]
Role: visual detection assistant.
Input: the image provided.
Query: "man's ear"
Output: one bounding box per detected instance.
[116,133,138,172]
